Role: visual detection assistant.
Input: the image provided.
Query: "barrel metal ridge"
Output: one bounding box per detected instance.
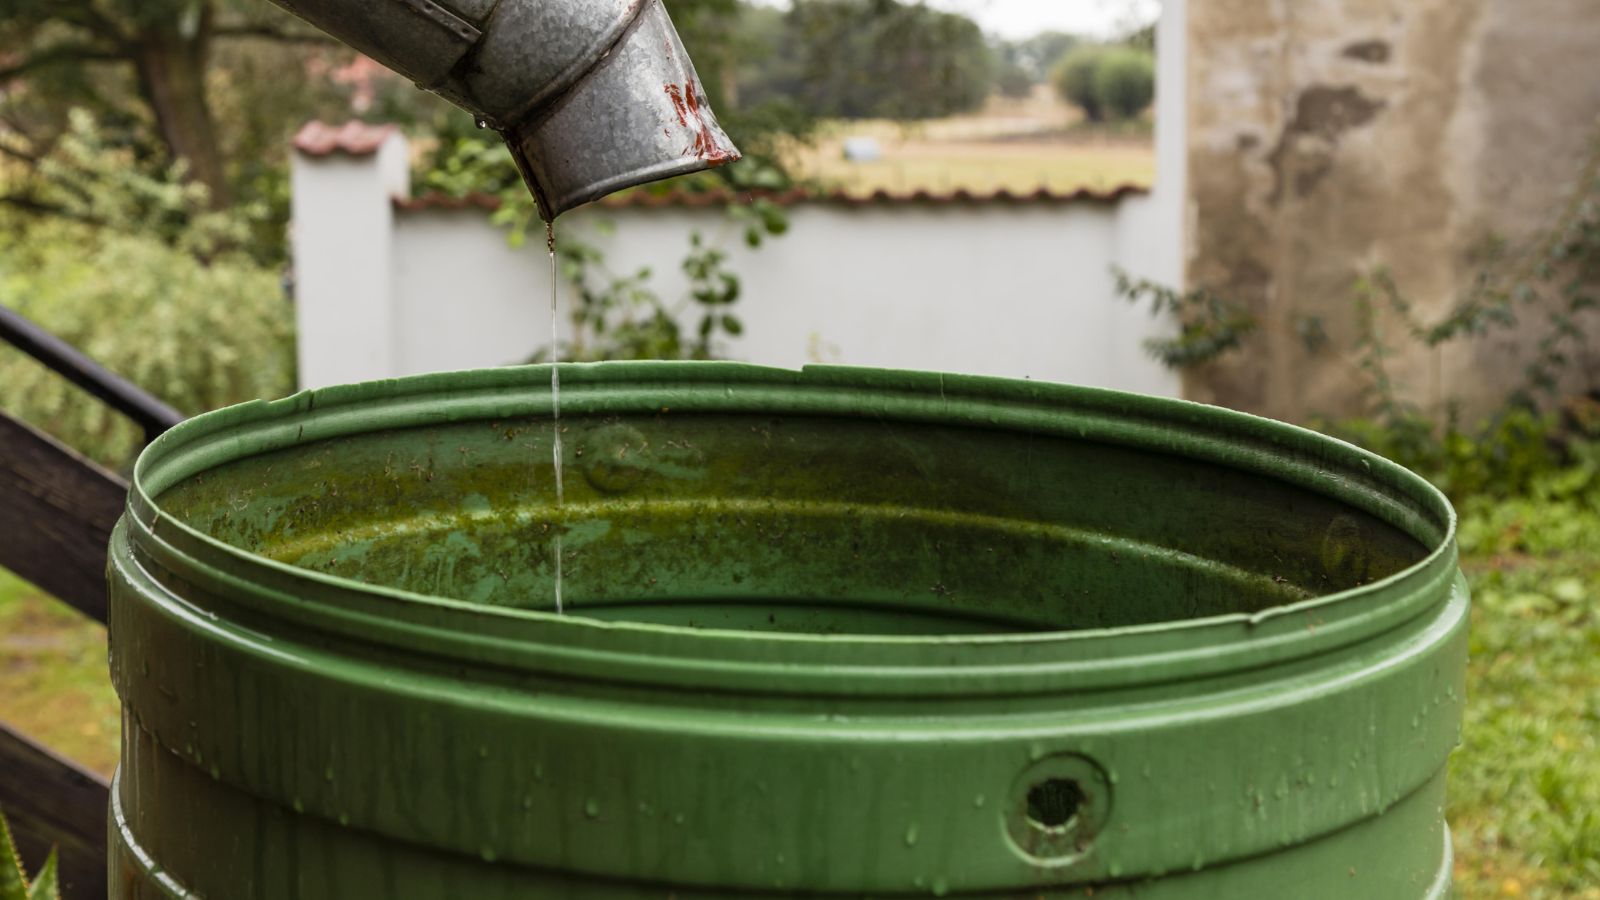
[124,363,1457,685]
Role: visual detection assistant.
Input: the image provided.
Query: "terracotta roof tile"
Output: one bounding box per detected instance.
[293,120,399,157]
[393,192,503,212]
[394,184,1147,212]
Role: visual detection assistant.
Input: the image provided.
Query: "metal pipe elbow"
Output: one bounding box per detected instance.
[268,0,739,218]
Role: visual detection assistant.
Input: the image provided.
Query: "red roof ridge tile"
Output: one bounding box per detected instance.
[393,184,1149,212]
[293,120,399,158]
[393,192,503,212]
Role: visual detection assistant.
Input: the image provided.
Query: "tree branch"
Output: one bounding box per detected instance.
[0,110,38,142]
[50,3,131,45]
[0,193,101,226]
[0,140,37,165]
[0,43,126,86]
[213,23,339,45]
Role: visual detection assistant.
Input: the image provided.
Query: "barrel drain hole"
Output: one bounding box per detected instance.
[1025,778,1084,830]
[1004,753,1111,865]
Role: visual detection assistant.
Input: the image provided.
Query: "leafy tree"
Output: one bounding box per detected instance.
[989,37,1039,99]
[994,63,1036,100]
[741,0,993,122]
[990,30,1089,100]
[1011,31,1081,84]
[0,0,348,207]
[1052,45,1110,121]
[1095,48,1155,119]
[1120,23,1157,53]
[1052,44,1155,121]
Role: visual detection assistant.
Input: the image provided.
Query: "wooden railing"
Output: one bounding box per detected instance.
[0,307,183,446]
[0,306,184,900]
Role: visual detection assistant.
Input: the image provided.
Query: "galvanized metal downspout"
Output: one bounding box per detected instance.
[264,0,740,218]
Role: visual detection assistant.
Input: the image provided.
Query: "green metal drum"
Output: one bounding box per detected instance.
[108,363,1465,898]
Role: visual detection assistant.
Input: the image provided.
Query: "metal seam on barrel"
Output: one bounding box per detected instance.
[116,503,1459,698]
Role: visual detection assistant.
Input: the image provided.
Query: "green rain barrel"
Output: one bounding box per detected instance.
[108,363,1465,898]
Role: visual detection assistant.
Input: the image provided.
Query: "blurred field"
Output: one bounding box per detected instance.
[780,87,1156,195]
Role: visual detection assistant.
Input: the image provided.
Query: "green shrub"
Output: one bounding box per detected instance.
[1320,407,1570,502]
[1052,46,1110,121]
[0,220,294,468]
[0,112,294,469]
[1112,268,1259,368]
[1094,49,1156,119]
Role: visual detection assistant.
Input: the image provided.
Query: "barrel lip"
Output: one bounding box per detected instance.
[126,362,1458,693]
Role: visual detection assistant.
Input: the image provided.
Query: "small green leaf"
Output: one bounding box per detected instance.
[759,204,790,235]
[0,810,28,900]
[722,315,744,336]
[747,167,788,190]
[24,851,56,900]
[1552,578,1586,605]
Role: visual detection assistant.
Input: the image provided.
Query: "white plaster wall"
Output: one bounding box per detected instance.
[1110,0,1187,398]
[291,134,410,390]
[390,208,549,374]
[1120,0,1186,292]
[388,201,1177,393]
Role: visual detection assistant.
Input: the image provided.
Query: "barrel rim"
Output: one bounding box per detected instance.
[123,362,1459,692]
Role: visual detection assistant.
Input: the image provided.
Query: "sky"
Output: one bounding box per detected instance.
[746,0,1162,41]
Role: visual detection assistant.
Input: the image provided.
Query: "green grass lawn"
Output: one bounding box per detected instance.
[1,482,1596,895]
[1448,489,1600,898]
[0,569,118,775]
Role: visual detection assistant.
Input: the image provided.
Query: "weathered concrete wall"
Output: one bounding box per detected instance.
[1187,0,1600,421]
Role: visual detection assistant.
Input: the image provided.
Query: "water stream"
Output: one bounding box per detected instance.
[547,221,565,614]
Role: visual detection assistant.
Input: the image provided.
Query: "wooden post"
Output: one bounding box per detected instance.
[0,413,127,625]
[0,722,110,900]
